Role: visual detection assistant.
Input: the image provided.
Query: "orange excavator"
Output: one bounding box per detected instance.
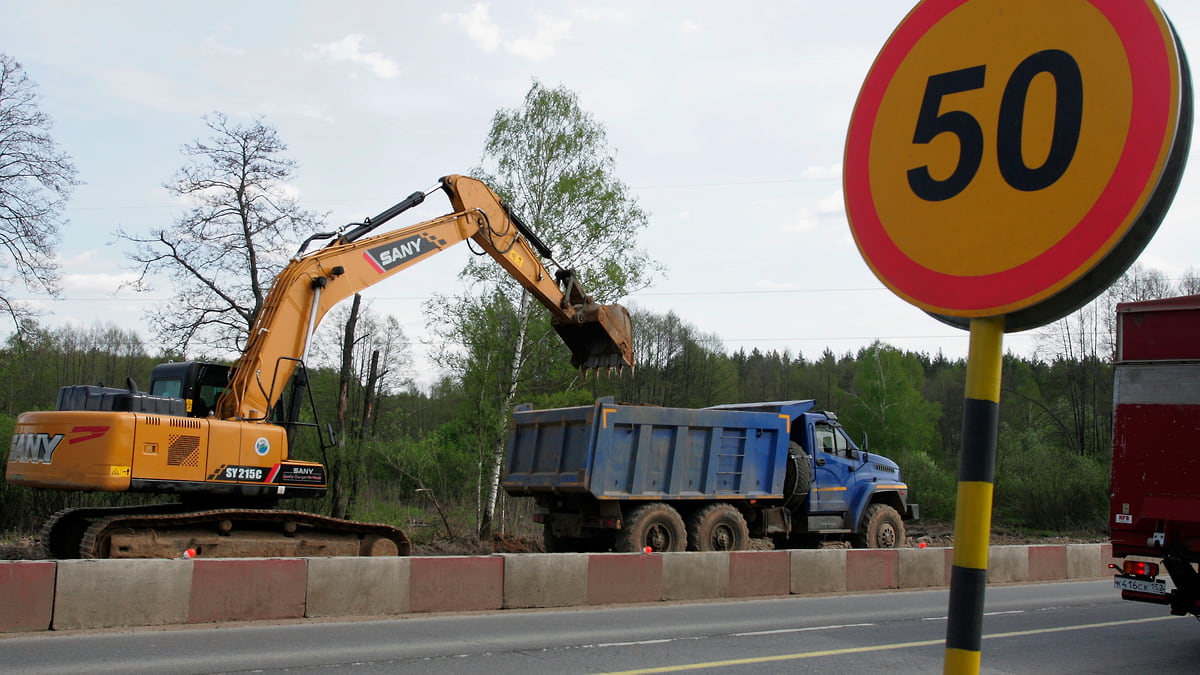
[6,175,634,559]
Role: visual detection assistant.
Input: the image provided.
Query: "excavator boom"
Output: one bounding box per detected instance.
[218,174,634,420]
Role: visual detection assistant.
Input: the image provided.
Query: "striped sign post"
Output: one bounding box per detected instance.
[844,0,1190,671]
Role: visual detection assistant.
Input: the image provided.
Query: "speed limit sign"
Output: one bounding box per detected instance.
[844,0,1191,330]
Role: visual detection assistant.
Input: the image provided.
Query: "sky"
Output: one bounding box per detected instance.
[3,1,1200,389]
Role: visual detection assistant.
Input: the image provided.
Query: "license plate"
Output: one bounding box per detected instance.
[1115,577,1166,596]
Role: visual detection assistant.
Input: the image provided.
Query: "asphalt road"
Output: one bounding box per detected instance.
[1,580,1196,674]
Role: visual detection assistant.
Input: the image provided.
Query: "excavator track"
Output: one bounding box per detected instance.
[40,503,191,559]
[42,505,410,559]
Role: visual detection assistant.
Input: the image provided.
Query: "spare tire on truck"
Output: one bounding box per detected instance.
[616,503,687,552]
[782,441,812,509]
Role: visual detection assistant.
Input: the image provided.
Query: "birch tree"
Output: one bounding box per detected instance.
[430,81,662,539]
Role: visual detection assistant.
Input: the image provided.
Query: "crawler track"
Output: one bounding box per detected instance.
[41,505,410,559]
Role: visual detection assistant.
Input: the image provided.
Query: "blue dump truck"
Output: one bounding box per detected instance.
[502,398,918,552]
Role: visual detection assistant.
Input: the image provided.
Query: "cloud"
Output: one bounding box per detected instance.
[572,7,629,23]
[201,36,245,57]
[309,34,399,79]
[61,271,140,295]
[817,188,844,214]
[784,215,820,234]
[453,3,571,62]
[455,4,502,52]
[801,162,842,180]
[508,12,571,62]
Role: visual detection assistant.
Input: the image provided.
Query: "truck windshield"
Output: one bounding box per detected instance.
[815,423,857,459]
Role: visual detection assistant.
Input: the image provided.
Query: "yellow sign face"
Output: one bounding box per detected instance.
[845,0,1187,324]
[873,0,1130,276]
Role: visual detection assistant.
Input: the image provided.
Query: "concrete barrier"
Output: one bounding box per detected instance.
[306,556,410,618]
[409,556,503,613]
[790,549,846,595]
[0,561,55,632]
[729,551,790,597]
[1028,545,1068,581]
[987,545,1029,583]
[898,547,945,589]
[503,553,588,609]
[846,549,899,591]
[662,551,729,601]
[54,559,192,630]
[587,553,662,605]
[189,558,307,624]
[1066,543,1103,579]
[0,544,1118,633]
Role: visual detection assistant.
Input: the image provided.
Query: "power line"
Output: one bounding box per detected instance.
[12,286,890,303]
[60,176,840,213]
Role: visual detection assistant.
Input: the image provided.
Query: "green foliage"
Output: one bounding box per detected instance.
[841,342,941,461]
[893,448,957,520]
[471,81,662,300]
[994,423,1109,530]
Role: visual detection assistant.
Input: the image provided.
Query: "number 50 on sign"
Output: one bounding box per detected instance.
[844,0,1190,331]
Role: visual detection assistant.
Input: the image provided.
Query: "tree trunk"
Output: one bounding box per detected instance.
[331,294,361,520]
[360,349,380,442]
[478,290,531,540]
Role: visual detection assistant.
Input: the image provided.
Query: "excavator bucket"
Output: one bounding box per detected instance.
[553,303,635,371]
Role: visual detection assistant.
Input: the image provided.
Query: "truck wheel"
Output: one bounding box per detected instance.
[852,503,905,549]
[783,442,812,509]
[616,503,687,553]
[687,503,750,551]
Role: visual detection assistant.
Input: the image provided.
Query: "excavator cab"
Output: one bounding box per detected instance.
[149,362,232,418]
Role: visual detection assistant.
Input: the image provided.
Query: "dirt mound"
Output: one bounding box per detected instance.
[0,536,40,560]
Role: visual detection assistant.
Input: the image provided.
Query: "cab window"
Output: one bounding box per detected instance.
[815,424,837,454]
[151,377,183,399]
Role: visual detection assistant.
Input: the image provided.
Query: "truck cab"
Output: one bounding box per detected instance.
[710,400,916,547]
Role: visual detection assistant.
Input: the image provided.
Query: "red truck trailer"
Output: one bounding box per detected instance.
[1110,294,1200,616]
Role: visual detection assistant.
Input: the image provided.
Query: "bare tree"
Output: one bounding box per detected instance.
[1177,267,1200,295]
[0,53,79,328]
[120,112,324,355]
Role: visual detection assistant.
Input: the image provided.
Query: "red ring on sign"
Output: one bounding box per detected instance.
[845,0,1176,315]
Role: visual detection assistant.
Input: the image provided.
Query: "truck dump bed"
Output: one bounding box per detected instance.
[503,399,789,500]
[1111,295,1200,559]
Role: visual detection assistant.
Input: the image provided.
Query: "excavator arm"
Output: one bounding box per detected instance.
[216,175,634,421]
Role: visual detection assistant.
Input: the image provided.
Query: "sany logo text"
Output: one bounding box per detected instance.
[9,425,109,465]
[10,433,64,464]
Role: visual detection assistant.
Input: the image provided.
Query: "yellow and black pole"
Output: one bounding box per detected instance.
[943,316,1003,674]
[842,3,1188,672]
